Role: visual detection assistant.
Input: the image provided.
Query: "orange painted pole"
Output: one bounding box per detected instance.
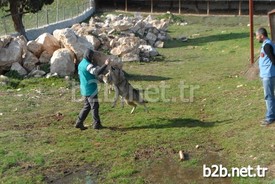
[249,0,254,64]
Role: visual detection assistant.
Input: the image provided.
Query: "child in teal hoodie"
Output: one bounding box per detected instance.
[75,49,110,130]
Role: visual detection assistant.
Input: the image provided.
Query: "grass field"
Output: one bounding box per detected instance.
[1,13,275,183]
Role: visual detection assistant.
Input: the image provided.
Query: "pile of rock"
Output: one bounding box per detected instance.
[0,13,171,77]
[89,13,171,62]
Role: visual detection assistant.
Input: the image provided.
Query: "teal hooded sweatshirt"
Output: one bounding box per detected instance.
[78,57,98,97]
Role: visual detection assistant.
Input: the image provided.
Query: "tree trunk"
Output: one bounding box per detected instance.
[9,0,27,39]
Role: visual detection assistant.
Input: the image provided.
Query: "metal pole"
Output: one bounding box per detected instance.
[63,6,65,20]
[125,0,128,12]
[249,0,254,64]
[71,6,73,18]
[151,0,153,13]
[36,13,39,28]
[56,0,59,22]
[78,3,80,14]
[46,7,49,24]
[2,17,8,34]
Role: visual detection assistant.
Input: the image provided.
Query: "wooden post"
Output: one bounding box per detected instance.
[179,0,181,14]
[151,0,153,13]
[268,10,275,43]
[249,0,254,64]
[125,0,128,12]
[238,0,242,16]
[207,1,210,15]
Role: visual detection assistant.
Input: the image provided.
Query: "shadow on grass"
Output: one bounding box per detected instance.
[125,73,172,81]
[191,32,248,45]
[108,118,230,131]
[165,32,248,48]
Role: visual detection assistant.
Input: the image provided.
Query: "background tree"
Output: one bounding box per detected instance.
[0,0,54,39]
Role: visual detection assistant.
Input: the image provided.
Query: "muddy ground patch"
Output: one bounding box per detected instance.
[135,145,232,184]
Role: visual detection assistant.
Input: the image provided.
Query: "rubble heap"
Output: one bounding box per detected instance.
[0,14,171,77]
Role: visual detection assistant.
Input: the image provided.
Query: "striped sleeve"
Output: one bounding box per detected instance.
[86,64,97,75]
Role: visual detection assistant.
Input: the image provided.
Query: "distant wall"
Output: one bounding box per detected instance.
[24,2,95,40]
[96,0,275,15]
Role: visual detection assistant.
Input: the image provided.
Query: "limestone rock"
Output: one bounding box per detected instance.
[0,39,23,70]
[54,28,93,62]
[154,41,164,48]
[10,62,27,76]
[113,20,133,31]
[0,75,9,85]
[93,51,123,69]
[50,48,75,77]
[23,51,39,72]
[83,35,101,50]
[145,32,157,46]
[28,69,46,78]
[36,33,60,56]
[27,40,43,57]
[17,35,28,59]
[122,53,140,62]
[0,35,13,49]
[139,45,159,57]
[39,51,51,64]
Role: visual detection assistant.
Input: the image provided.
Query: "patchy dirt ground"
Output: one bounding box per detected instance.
[133,144,232,184]
[43,164,103,184]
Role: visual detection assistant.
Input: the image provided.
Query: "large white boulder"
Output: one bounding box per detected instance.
[83,35,101,50]
[36,33,60,56]
[50,48,75,77]
[0,39,23,70]
[52,29,65,42]
[53,28,93,62]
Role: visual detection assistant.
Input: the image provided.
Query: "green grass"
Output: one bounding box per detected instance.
[1,14,275,183]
